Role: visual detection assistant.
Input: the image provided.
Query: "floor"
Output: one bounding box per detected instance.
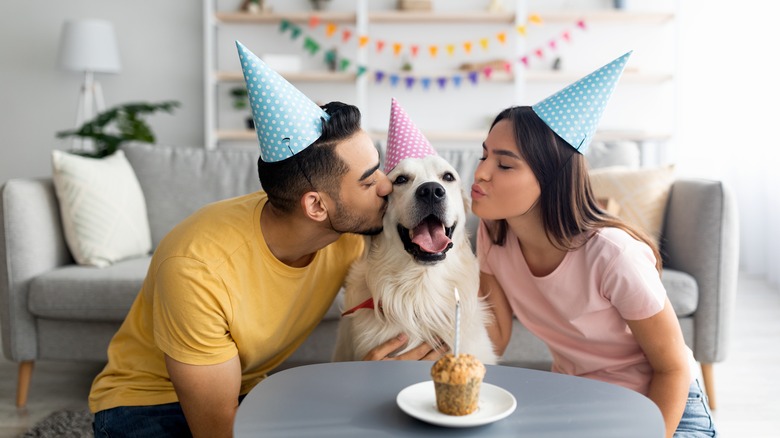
[1,272,778,437]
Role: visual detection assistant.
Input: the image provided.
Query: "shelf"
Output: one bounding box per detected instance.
[537,10,674,23]
[216,130,256,141]
[214,10,672,25]
[368,11,515,24]
[215,11,357,24]
[209,129,673,144]
[215,71,357,83]
[525,71,673,84]
[207,1,677,152]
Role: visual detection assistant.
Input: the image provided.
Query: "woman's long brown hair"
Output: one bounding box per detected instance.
[483,106,662,273]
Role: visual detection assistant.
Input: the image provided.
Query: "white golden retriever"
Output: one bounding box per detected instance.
[332,155,497,364]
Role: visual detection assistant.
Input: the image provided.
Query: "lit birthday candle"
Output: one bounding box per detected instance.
[454,288,461,357]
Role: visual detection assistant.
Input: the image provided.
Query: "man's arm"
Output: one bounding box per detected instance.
[165,354,242,438]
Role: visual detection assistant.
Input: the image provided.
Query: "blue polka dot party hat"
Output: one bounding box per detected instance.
[532,51,632,154]
[236,41,330,162]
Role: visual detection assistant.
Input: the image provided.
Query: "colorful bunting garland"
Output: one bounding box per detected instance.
[276,15,587,90]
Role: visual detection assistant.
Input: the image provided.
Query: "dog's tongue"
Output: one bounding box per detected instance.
[412,220,451,253]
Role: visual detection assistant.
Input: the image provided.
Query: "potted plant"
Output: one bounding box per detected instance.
[56,101,180,158]
[230,86,255,130]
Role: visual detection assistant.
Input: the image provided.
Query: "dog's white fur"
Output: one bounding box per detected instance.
[333,155,497,364]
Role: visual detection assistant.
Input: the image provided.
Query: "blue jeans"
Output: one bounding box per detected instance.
[93,395,245,438]
[674,379,718,437]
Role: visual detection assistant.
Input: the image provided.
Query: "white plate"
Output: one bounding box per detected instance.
[396,381,517,428]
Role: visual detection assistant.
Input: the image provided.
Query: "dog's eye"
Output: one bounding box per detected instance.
[393,175,409,185]
[442,172,456,182]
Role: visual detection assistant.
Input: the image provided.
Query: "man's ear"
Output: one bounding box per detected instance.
[300,191,328,223]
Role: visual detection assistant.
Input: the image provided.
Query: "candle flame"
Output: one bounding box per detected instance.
[454,288,460,303]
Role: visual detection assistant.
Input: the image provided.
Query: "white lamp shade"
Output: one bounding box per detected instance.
[58,19,121,73]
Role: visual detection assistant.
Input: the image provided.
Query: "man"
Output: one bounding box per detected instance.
[89,42,441,437]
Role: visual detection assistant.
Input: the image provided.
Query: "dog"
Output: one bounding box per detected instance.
[332,154,497,364]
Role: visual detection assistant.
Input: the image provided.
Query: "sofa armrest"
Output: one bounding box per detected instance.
[661,179,739,363]
[0,178,73,362]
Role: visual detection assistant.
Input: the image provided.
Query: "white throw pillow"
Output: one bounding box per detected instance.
[51,150,152,267]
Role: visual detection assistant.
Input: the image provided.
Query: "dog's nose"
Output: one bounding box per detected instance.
[416,182,446,204]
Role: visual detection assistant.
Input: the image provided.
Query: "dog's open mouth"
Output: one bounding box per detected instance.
[397,216,454,263]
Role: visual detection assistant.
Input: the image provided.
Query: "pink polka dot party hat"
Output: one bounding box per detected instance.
[384,98,437,173]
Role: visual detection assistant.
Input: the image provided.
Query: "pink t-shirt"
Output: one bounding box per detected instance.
[478,221,693,395]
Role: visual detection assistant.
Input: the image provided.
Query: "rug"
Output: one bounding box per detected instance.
[21,409,93,438]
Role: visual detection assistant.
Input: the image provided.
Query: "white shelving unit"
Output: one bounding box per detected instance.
[204,0,677,155]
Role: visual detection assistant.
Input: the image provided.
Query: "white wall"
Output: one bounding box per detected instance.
[0,0,204,184]
[3,0,768,184]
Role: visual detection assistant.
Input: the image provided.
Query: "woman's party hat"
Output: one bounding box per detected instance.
[236,41,330,162]
[532,51,632,154]
[384,98,437,173]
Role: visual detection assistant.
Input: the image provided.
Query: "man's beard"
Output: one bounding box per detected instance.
[329,199,386,236]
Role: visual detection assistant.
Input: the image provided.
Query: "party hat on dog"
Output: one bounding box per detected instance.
[384,98,437,173]
[532,51,632,154]
[236,41,329,162]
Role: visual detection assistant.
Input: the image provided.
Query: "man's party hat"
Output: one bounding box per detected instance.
[236,40,329,162]
[532,51,632,154]
[384,98,437,173]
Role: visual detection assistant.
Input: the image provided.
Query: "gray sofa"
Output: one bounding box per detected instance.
[1,142,738,409]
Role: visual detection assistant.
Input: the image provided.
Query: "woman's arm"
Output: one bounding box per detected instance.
[626,298,690,438]
[479,271,514,356]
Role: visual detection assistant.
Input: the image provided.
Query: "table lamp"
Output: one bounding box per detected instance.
[57,19,121,128]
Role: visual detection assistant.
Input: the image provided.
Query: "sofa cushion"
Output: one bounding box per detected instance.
[28,256,150,321]
[28,255,346,323]
[589,165,675,247]
[661,268,698,317]
[51,150,152,267]
[122,143,261,248]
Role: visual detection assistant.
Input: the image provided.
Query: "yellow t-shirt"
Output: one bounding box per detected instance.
[89,191,364,412]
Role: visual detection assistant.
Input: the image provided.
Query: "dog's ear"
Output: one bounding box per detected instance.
[460,187,471,212]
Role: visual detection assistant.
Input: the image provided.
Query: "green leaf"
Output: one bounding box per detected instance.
[55,100,180,158]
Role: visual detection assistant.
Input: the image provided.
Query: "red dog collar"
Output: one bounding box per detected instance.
[341,298,382,317]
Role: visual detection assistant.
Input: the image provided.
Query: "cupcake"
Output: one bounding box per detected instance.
[430,353,486,416]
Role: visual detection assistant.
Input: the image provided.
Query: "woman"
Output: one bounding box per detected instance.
[471,54,717,438]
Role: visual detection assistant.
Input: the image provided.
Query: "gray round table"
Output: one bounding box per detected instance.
[234,361,664,437]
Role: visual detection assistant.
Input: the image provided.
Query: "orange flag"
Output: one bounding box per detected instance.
[393,42,403,56]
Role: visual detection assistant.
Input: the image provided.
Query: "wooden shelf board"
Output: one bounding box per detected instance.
[219,129,671,143]
[368,11,515,24]
[537,10,674,23]
[216,71,357,82]
[525,71,673,83]
[369,129,671,143]
[214,10,673,25]
[215,11,357,24]
[217,130,256,141]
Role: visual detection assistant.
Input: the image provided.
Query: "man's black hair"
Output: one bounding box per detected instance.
[257,101,361,214]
